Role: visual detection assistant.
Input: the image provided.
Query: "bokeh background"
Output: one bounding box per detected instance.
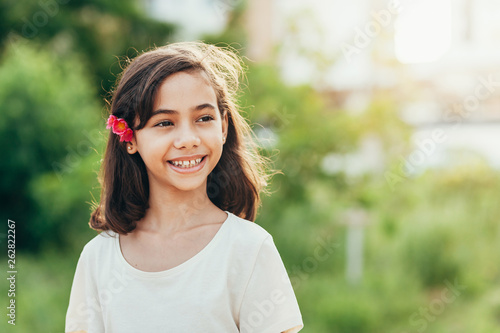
[1,0,500,332]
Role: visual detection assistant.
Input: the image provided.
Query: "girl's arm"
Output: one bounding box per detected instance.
[239,236,303,333]
[65,244,104,332]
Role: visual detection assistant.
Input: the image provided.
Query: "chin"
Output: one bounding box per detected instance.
[170,180,207,194]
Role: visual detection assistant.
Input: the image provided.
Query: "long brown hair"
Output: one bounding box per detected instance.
[90,42,268,234]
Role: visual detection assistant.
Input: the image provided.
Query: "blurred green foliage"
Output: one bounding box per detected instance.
[0,41,102,251]
[0,0,175,95]
[1,1,500,332]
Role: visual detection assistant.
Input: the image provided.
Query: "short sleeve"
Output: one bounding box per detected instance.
[239,236,303,333]
[65,246,105,333]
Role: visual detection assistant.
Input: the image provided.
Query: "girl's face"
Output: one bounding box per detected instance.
[127,70,228,194]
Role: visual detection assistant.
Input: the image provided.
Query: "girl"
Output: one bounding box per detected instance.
[65,42,303,333]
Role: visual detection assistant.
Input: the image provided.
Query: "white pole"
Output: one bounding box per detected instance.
[346,224,364,284]
[345,208,367,285]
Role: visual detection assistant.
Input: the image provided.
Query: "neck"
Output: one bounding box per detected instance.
[136,182,220,234]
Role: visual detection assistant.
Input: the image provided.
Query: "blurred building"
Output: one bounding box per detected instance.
[143,0,500,171]
[270,0,500,171]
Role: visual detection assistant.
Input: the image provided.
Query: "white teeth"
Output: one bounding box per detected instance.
[170,158,203,168]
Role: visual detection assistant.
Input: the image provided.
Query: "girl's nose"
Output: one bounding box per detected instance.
[173,125,201,149]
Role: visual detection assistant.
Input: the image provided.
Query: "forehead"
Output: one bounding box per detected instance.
[153,70,217,110]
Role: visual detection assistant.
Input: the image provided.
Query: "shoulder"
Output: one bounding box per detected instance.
[221,212,279,263]
[78,230,117,261]
[224,212,273,245]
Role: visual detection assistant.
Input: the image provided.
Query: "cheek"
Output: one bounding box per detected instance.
[137,133,170,159]
[204,121,224,138]
[202,128,224,148]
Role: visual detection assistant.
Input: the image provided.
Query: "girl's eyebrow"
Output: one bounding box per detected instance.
[152,103,216,116]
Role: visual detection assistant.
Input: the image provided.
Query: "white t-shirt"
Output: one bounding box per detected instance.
[65,212,303,333]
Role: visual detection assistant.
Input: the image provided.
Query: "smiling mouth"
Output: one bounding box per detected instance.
[168,157,205,168]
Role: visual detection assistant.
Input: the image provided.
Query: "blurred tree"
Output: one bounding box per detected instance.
[0,41,102,251]
[0,0,176,96]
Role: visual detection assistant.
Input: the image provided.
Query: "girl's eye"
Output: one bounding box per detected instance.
[197,115,214,122]
[155,120,174,127]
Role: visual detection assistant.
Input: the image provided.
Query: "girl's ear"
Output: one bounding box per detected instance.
[127,137,138,154]
[222,111,228,143]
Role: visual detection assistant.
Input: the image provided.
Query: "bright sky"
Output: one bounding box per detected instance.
[146,0,227,40]
[394,0,452,64]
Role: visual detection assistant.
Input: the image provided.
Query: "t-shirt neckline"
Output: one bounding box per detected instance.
[114,211,232,278]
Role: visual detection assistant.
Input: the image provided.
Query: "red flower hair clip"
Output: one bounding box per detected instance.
[106,115,133,142]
